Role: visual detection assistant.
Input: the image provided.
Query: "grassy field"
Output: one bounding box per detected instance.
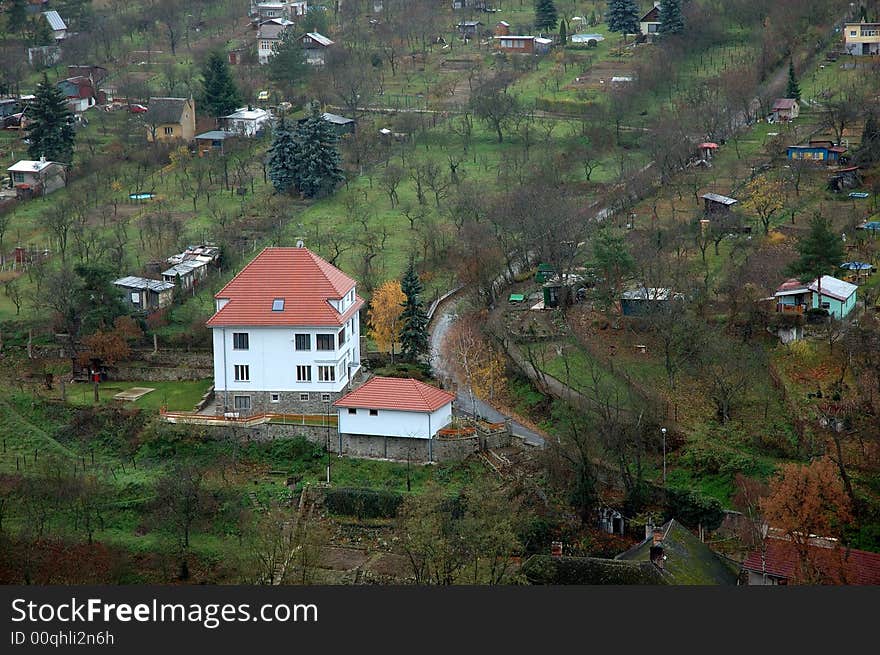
[65,379,213,411]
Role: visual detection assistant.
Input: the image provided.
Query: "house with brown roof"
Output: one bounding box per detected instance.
[770,98,799,122]
[206,245,364,415]
[144,97,196,143]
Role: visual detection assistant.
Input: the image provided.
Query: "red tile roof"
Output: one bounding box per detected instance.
[334,377,456,413]
[207,247,362,327]
[743,537,880,585]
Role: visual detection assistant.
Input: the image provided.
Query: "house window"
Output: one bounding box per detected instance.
[261,40,271,50]
[850,30,857,36]
[272,298,285,311]
[318,366,335,382]
[164,126,173,135]
[295,333,311,350]
[299,393,309,401]
[296,365,312,382]
[12,172,25,184]
[321,393,331,402]
[234,364,250,381]
[369,409,378,416]
[233,395,251,411]
[821,302,831,309]
[316,334,334,350]
[270,393,280,403]
[232,332,249,350]
[130,292,140,304]
[348,408,357,415]
[338,327,346,344]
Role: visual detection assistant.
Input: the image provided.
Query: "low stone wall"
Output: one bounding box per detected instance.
[234,422,511,463]
[112,362,214,381]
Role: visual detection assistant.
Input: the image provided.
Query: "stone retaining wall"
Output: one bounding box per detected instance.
[235,423,511,463]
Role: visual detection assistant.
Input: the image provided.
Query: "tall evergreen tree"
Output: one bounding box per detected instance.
[292,104,344,199]
[658,0,685,35]
[606,0,640,36]
[787,215,845,295]
[267,117,299,194]
[25,74,75,163]
[200,51,242,118]
[856,112,880,165]
[534,0,559,31]
[267,30,310,97]
[786,60,801,100]
[559,17,568,45]
[7,0,27,33]
[399,259,429,364]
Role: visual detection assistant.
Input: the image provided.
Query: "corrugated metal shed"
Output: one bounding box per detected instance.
[43,11,66,32]
[114,276,174,292]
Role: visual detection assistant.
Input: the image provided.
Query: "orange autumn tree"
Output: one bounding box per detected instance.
[78,316,143,369]
[760,458,854,583]
[444,315,507,409]
[368,280,406,361]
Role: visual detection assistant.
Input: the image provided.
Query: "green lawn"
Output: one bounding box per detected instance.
[66,379,213,411]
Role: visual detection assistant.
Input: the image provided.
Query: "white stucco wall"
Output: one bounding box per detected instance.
[212,314,361,394]
[337,401,453,439]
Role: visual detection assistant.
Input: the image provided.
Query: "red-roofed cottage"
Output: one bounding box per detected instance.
[207,245,364,414]
[335,377,454,438]
[333,377,456,460]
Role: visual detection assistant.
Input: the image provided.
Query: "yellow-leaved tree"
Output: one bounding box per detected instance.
[742,175,786,235]
[368,280,406,361]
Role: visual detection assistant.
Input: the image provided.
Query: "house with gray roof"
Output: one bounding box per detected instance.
[114,276,175,312]
[145,97,196,143]
[42,11,67,40]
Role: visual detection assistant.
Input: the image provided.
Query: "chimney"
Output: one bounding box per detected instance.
[39,155,46,164]
[644,522,654,541]
[653,528,664,546]
[650,543,665,570]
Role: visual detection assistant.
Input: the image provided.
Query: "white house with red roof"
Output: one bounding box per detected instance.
[207,246,363,414]
[334,377,455,440]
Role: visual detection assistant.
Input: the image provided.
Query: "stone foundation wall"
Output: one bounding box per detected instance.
[236,423,511,463]
[213,390,347,415]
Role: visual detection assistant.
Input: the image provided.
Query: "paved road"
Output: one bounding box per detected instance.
[429,301,546,448]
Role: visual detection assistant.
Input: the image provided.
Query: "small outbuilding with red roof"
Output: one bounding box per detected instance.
[334,376,455,441]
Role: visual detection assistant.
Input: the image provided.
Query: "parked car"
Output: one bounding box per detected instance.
[257,90,270,102]
[128,103,148,114]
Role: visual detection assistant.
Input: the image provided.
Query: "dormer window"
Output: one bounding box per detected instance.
[272,298,285,311]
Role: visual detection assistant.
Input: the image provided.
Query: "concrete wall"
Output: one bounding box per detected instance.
[336,403,453,439]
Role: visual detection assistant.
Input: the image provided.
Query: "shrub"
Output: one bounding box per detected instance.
[324,487,404,519]
[664,488,725,532]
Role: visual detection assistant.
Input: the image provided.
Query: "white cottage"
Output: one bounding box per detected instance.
[334,377,455,439]
[220,106,272,137]
[207,246,363,415]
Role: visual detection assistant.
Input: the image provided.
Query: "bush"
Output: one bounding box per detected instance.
[324,487,404,519]
[664,488,725,532]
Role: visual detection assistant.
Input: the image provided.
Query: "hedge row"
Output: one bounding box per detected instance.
[324,487,404,519]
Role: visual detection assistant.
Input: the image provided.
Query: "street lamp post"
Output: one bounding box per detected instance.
[661,427,667,485]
